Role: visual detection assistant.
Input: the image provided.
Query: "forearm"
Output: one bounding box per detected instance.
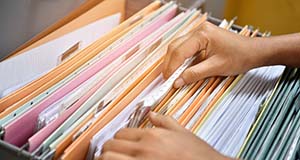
[251,33,300,68]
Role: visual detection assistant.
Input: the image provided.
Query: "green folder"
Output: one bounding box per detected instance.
[247,69,299,159]
[258,76,300,159]
[239,68,295,158]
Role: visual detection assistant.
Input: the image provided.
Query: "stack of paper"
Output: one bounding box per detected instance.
[239,68,300,160]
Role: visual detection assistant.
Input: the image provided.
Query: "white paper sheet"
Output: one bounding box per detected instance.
[0,13,121,98]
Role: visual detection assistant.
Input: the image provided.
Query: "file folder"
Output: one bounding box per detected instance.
[6,0,111,59]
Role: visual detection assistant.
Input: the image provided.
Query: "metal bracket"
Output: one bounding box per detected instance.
[158,0,205,10]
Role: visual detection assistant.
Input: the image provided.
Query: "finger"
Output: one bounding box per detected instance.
[163,34,190,79]
[163,32,209,79]
[174,56,220,88]
[99,151,135,160]
[102,139,139,156]
[149,112,185,132]
[114,128,144,141]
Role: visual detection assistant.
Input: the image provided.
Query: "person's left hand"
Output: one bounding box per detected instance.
[100,112,232,160]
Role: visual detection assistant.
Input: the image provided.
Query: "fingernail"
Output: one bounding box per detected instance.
[163,70,171,79]
[174,78,185,88]
[162,72,168,79]
[149,112,158,121]
[149,111,157,117]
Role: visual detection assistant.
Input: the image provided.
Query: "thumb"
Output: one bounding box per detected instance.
[149,112,185,132]
[174,56,220,88]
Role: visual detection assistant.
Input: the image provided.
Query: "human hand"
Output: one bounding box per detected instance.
[100,112,232,160]
[163,21,263,88]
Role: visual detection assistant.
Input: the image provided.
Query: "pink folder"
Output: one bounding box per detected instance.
[27,60,122,152]
[3,7,176,147]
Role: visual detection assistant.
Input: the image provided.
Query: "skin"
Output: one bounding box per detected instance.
[101,112,230,160]
[163,21,300,88]
[101,21,300,160]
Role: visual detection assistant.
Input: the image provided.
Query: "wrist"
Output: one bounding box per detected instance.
[247,37,277,68]
[218,155,235,160]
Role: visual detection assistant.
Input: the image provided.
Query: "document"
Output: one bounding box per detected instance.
[195,66,284,157]
[0,13,121,98]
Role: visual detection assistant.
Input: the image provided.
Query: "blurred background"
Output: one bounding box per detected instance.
[0,0,299,60]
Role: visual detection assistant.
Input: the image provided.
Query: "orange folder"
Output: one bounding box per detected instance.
[53,111,95,160]
[7,0,124,58]
[138,87,177,128]
[0,0,160,115]
[156,84,195,116]
[177,78,218,126]
[6,0,107,59]
[166,80,204,116]
[157,88,182,114]
[190,77,236,132]
[139,87,177,128]
[155,88,178,113]
[13,0,127,56]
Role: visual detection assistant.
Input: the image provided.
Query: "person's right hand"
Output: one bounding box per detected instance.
[163,21,265,88]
